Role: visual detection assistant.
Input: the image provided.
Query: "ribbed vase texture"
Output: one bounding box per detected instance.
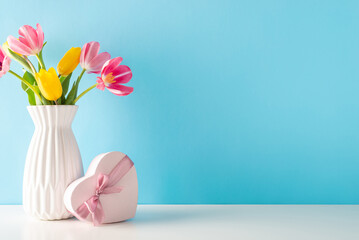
[23,106,84,220]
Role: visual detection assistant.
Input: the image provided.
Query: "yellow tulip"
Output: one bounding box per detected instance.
[2,41,22,57]
[35,68,63,101]
[57,47,81,76]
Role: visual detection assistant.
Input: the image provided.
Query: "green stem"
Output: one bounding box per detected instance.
[9,70,43,104]
[35,54,46,70]
[78,69,86,82]
[24,56,37,74]
[73,83,98,104]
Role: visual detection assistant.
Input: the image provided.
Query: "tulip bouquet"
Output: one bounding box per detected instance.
[0,23,133,105]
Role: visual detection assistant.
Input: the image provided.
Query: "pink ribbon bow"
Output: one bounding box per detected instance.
[74,156,134,226]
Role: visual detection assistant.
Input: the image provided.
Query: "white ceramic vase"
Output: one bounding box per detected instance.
[23,105,84,220]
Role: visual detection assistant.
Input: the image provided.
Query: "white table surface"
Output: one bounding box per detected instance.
[0,205,358,240]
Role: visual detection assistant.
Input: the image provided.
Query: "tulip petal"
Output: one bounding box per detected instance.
[0,47,5,60]
[84,41,100,67]
[87,52,111,74]
[7,36,33,55]
[36,24,45,51]
[2,57,11,72]
[57,47,81,76]
[18,25,38,51]
[80,42,89,68]
[102,57,123,76]
[36,23,44,50]
[19,37,30,46]
[112,65,132,84]
[101,59,111,72]
[107,84,134,96]
[36,67,62,101]
[0,47,11,78]
[96,77,105,90]
[49,67,57,76]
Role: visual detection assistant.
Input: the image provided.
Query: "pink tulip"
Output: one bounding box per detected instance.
[0,46,11,78]
[7,23,44,56]
[96,57,133,96]
[80,41,111,74]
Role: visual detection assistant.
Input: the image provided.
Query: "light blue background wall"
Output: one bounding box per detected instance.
[1,0,359,204]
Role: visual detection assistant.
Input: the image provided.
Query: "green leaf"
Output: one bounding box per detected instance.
[64,69,86,105]
[21,72,36,105]
[32,86,42,105]
[8,49,33,73]
[35,92,43,105]
[61,74,72,95]
[22,83,35,105]
[22,71,36,85]
[60,73,72,103]
[64,79,79,105]
[41,95,52,105]
[37,41,47,71]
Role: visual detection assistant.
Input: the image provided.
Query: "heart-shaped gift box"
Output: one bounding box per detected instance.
[64,151,138,225]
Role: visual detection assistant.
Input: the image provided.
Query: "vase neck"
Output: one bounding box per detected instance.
[27,106,78,129]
